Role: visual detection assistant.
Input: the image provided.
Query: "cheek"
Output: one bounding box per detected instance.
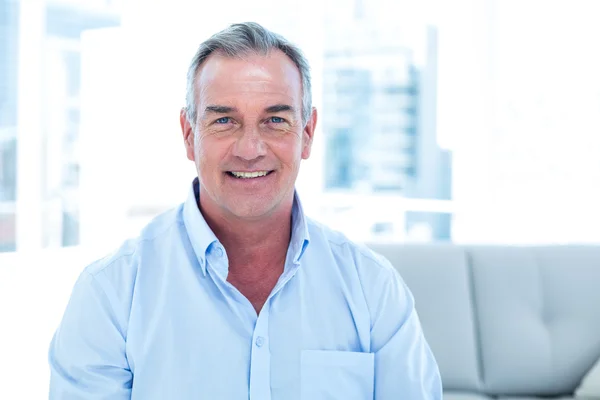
[270,135,304,162]
[196,138,230,170]
[194,144,206,169]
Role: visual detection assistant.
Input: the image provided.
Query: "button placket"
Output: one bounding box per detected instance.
[249,305,271,400]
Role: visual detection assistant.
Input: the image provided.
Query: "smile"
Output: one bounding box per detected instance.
[227,170,273,179]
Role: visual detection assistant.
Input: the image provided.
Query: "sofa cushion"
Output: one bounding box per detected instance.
[367,243,483,391]
[444,392,493,400]
[497,397,575,399]
[468,246,600,396]
[576,355,600,398]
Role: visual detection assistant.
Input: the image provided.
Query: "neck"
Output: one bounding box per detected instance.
[198,197,294,267]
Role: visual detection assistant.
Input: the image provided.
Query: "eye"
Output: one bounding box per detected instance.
[215,117,230,124]
[270,116,285,123]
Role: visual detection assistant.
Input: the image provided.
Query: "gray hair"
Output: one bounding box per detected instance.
[185,22,312,127]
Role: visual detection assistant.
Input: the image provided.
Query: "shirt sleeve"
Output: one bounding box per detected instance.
[370,265,443,399]
[48,269,132,399]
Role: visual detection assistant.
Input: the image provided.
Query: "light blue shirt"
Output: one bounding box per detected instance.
[49,179,442,399]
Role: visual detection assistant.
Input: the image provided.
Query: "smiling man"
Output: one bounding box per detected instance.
[48,22,442,399]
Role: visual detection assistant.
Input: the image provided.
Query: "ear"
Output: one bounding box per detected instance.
[301,107,317,160]
[180,108,195,161]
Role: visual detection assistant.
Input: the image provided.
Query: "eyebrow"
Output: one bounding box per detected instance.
[203,104,295,116]
[204,105,237,114]
[265,104,295,113]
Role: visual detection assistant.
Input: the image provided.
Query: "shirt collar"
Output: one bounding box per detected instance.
[290,191,311,265]
[182,178,310,276]
[182,178,219,276]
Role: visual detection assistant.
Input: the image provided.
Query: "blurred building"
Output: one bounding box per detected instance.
[322,17,452,240]
[0,0,19,252]
[0,0,120,252]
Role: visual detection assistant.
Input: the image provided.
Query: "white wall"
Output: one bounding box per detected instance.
[0,247,104,398]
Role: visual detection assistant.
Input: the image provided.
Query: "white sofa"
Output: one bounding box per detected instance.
[367,244,600,399]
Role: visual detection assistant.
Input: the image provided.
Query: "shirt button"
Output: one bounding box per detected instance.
[255,336,265,348]
[215,246,224,257]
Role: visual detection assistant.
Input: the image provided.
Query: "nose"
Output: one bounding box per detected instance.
[231,125,267,161]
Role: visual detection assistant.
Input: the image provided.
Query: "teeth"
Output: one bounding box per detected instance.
[230,171,269,178]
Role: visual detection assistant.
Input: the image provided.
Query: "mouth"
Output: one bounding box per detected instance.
[226,170,274,179]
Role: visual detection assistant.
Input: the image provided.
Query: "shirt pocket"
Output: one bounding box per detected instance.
[300,350,374,400]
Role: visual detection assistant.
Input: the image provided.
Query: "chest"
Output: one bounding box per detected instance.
[226,262,284,313]
[127,269,372,400]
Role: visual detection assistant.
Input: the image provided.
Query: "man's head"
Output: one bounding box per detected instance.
[180,22,317,222]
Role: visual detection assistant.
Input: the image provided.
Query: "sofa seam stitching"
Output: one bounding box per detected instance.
[465,247,487,392]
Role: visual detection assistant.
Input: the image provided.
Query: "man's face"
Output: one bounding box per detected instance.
[180,50,317,221]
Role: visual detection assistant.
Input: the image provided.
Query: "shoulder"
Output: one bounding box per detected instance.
[305,217,413,322]
[306,216,398,277]
[78,205,184,309]
[84,205,183,276]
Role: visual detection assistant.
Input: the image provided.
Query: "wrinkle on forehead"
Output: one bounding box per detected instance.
[195,51,302,107]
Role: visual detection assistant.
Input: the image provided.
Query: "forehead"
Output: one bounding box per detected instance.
[195,50,303,107]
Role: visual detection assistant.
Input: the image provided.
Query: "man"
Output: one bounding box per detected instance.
[49,22,442,399]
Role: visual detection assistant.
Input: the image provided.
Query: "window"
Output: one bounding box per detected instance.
[2,0,599,256]
[0,211,15,252]
[0,135,17,202]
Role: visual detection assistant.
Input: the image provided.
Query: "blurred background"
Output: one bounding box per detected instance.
[0,0,599,397]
